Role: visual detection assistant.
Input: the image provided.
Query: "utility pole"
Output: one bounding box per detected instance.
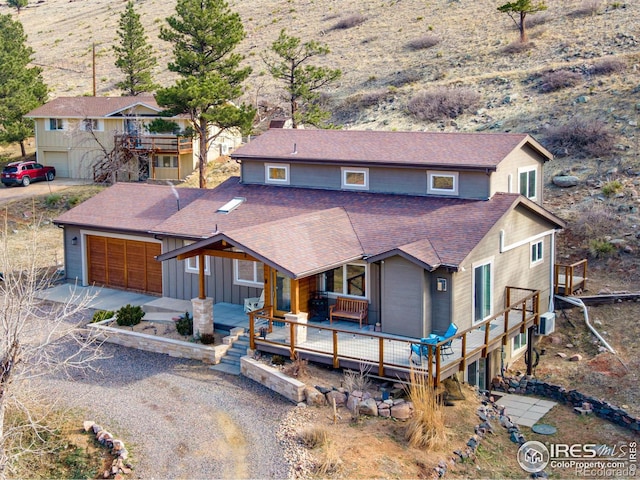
[92,42,96,96]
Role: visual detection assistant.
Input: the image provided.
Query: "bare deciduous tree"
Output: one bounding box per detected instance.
[0,216,106,477]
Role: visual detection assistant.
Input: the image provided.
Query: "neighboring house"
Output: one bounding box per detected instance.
[26,96,241,182]
[54,128,565,387]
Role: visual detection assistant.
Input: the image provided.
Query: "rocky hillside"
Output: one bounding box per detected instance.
[6,0,640,278]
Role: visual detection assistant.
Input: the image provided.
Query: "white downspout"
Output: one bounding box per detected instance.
[549,231,555,312]
[554,295,616,354]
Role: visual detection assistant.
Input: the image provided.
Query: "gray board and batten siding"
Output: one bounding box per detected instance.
[241,160,491,199]
[161,237,262,304]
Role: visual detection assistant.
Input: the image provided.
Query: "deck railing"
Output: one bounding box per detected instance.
[115,134,193,154]
[554,259,588,295]
[248,286,540,386]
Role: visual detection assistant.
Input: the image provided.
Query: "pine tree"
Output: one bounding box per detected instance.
[7,0,28,14]
[498,0,548,43]
[263,30,342,128]
[0,14,48,157]
[156,0,255,188]
[113,1,158,96]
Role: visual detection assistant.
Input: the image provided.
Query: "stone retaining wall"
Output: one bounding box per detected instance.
[88,320,232,364]
[492,374,640,432]
[241,357,306,403]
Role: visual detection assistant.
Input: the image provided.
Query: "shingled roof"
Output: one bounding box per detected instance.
[232,129,553,170]
[53,183,208,233]
[26,96,164,119]
[56,179,564,278]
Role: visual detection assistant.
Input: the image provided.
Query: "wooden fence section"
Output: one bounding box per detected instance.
[249,287,541,386]
[554,259,588,295]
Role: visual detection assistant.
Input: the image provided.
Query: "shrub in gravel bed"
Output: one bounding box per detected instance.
[176,311,193,336]
[116,304,145,327]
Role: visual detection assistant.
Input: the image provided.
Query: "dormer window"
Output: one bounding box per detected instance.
[518,166,537,200]
[265,163,289,184]
[427,171,458,196]
[341,167,369,190]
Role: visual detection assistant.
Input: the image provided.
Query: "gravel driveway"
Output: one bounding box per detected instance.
[39,342,295,479]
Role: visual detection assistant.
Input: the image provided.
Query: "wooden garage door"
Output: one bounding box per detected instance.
[87,236,162,294]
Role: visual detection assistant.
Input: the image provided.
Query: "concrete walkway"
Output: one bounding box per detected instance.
[35,284,157,311]
[496,393,557,427]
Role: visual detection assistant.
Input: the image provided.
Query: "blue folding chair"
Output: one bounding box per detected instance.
[410,323,458,363]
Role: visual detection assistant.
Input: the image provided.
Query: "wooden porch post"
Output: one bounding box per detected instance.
[291,278,300,314]
[198,253,205,300]
[263,265,272,307]
[526,326,535,376]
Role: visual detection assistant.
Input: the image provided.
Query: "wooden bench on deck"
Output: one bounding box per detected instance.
[329,297,369,328]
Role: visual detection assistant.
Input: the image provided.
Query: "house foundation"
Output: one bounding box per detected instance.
[192,297,214,336]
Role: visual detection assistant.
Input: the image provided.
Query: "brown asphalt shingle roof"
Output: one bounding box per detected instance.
[54,183,208,233]
[56,179,563,277]
[26,96,163,118]
[232,129,552,170]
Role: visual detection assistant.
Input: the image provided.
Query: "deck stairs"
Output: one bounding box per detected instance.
[211,331,250,375]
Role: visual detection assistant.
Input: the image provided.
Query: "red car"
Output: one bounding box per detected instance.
[1,161,56,187]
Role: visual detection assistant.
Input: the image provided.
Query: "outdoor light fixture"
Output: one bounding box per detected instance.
[71,236,78,245]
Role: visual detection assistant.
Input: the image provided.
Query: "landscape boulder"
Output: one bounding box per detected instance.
[358,397,379,416]
[325,390,347,407]
[390,401,414,420]
[304,386,327,406]
[552,175,579,188]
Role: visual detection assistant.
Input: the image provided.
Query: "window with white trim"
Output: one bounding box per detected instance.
[341,167,369,190]
[154,155,178,168]
[427,171,459,196]
[473,260,492,323]
[323,262,367,298]
[234,260,264,287]
[512,332,527,353]
[47,118,65,131]
[518,166,537,200]
[265,163,289,184]
[530,240,543,265]
[81,119,103,132]
[184,243,210,275]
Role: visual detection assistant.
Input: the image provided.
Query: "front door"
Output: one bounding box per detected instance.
[273,270,291,317]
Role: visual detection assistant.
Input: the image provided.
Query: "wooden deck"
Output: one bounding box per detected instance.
[115,134,193,154]
[555,259,587,295]
[248,286,541,385]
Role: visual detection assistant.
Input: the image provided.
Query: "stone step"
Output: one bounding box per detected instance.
[210,362,241,375]
[220,356,241,366]
[226,350,245,359]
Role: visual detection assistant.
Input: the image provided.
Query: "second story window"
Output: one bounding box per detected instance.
[531,240,543,265]
[519,166,537,200]
[47,118,65,131]
[81,119,102,132]
[427,171,458,196]
[265,163,289,184]
[341,167,369,190]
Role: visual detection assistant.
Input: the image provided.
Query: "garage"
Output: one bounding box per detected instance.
[87,235,162,294]
[44,151,70,178]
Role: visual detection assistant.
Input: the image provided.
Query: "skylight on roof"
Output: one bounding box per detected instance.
[217,197,245,214]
